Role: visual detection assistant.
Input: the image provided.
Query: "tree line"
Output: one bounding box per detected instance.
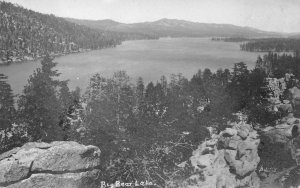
[256,52,300,80]
[240,38,300,52]
[1,52,299,186]
[211,37,249,42]
[212,37,300,53]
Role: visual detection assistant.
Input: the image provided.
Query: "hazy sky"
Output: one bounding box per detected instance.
[4,0,300,33]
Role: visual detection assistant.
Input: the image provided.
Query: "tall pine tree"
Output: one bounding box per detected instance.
[18,55,65,141]
[0,74,15,131]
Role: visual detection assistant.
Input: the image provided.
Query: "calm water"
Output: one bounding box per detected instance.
[0,38,263,95]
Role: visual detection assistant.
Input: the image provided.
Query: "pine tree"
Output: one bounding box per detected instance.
[145,82,156,105]
[228,62,250,110]
[0,74,15,131]
[84,71,134,148]
[57,80,74,140]
[110,71,134,131]
[0,74,15,134]
[160,75,168,95]
[84,74,115,147]
[135,77,144,106]
[17,55,65,141]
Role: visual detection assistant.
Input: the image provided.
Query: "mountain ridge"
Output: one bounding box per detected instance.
[65,17,285,38]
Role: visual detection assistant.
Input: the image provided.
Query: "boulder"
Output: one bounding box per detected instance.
[0,141,101,188]
[289,86,300,117]
[294,99,300,118]
[237,139,260,159]
[0,159,30,185]
[238,129,249,139]
[222,128,237,137]
[237,124,251,140]
[227,138,240,149]
[278,103,293,114]
[4,170,100,188]
[263,119,300,144]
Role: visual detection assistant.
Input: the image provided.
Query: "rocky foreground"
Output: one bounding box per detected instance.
[0,142,101,188]
[168,75,300,188]
[168,118,261,188]
[167,117,300,188]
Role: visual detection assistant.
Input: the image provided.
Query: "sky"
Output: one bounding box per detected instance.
[4,0,300,33]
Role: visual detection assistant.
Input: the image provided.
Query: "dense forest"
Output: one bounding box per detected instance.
[1,50,299,186]
[212,37,300,53]
[211,37,250,42]
[240,38,300,52]
[0,1,156,65]
[256,52,300,79]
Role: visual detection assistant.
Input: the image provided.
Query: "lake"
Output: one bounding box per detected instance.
[0,38,263,95]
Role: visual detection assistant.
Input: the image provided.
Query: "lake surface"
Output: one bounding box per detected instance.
[0,38,263,95]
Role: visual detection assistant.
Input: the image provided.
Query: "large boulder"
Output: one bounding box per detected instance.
[262,117,300,144]
[289,86,300,117]
[0,141,101,188]
[259,117,300,187]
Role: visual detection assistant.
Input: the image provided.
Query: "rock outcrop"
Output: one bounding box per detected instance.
[169,119,261,188]
[258,77,300,188]
[0,141,101,188]
[262,115,300,144]
[289,86,300,117]
[261,74,299,115]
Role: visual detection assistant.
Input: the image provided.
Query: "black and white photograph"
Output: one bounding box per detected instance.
[0,0,300,187]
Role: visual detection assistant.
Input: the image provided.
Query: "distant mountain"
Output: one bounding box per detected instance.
[65,18,283,38]
[65,18,158,39]
[0,2,155,64]
[65,18,121,30]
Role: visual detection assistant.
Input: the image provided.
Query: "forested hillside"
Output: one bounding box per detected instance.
[0,1,155,65]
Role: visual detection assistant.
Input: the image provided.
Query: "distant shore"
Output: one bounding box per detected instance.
[0,48,97,66]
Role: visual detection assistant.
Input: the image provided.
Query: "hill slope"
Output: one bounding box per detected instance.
[0,2,155,64]
[66,18,283,38]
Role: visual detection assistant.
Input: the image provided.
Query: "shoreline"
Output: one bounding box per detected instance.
[0,37,162,66]
[0,49,97,66]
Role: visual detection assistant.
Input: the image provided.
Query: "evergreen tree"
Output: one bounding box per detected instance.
[189,70,206,116]
[110,71,134,131]
[228,62,250,110]
[84,74,115,147]
[57,80,75,140]
[203,68,213,84]
[135,77,144,107]
[83,71,134,149]
[160,75,168,95]
[0,74,15,131]
[17,55,65,141]
[59,81,72,110]
[222,69,231,85]
[145,82,156,105]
